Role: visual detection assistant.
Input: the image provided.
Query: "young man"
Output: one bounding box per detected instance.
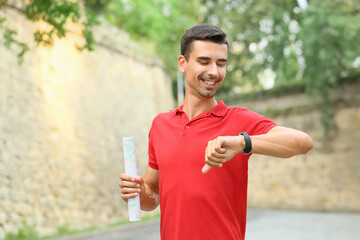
[119,24,313,240]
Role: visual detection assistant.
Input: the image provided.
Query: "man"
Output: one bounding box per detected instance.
[119,24,313,240]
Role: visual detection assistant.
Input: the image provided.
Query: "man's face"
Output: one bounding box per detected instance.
[179,40,228,99]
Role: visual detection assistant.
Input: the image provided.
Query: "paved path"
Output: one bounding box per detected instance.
[246,209,360,240]
[51,209,360,240]
[49,220,160,240]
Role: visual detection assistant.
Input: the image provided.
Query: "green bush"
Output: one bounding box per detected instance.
[5,221,39,240]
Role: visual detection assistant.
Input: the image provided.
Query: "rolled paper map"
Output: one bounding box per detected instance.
[122,136,142,222]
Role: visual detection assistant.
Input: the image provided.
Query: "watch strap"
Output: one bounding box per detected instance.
[238,132,252,154]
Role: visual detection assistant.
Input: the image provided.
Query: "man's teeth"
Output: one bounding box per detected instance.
[204,80,215,85]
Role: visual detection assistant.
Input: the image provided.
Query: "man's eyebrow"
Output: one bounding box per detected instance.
[197,56,227,62]
[197,56,211,61]
[218,58,227,62]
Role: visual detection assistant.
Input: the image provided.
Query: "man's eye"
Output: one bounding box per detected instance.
[199,62,208,65]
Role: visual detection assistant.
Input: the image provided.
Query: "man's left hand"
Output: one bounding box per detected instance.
[202,135,245,174]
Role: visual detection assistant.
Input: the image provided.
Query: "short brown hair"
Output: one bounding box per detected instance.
[181,24,228,60]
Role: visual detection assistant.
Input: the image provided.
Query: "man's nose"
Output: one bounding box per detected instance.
[207,62,219,77]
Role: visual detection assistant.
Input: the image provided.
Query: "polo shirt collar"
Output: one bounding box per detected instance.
[173,100,228,117]
[210,101,228,117]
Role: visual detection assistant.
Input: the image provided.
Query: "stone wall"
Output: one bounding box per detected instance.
[0,5,173,239]
[232,82,360,212]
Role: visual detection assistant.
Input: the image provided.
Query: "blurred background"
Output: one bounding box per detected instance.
[0,0,359,239]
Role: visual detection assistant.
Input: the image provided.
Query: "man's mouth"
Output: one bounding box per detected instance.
[199,74,220,86]
[203,80,216,86]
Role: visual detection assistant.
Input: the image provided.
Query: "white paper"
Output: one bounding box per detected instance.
[123,136,142,222]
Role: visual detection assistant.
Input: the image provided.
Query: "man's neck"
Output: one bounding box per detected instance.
[182,94,218,120]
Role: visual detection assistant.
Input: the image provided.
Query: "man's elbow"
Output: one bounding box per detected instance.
[299,133,313,155]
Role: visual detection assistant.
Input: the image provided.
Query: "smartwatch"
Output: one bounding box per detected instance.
[238,132,252,154]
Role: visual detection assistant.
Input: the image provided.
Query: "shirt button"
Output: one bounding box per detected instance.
[185,125,189,129]
[182,115,186,118]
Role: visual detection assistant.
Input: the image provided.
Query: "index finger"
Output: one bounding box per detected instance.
[119,173,135,182]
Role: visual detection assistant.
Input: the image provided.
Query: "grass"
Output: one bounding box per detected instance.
[5,221,39,240]
[5,213,161,240]
[107,212,161,228]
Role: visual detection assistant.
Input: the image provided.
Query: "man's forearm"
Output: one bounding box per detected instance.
[250,127,313,158]
[140,183,160,211]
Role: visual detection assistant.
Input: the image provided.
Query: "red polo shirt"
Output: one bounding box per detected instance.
[148,101,276,240]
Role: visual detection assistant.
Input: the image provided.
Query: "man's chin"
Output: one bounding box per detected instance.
[200,91,216,98]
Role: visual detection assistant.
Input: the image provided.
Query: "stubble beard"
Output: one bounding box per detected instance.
[197,87,217,98]
[197,74,221,98]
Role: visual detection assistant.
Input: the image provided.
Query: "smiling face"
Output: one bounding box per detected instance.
[178,40,228,99]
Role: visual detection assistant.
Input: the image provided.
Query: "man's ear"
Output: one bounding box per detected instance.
[178,55,186,73]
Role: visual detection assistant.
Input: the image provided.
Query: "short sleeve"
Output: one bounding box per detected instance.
[148,123,159,170]
[236,109,277,135]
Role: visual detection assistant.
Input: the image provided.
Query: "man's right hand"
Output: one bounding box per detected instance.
[119,167,160,211]
[119,174,145,202]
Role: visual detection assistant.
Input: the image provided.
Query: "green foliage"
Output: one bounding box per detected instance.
[4,214,161,240]
[5,221,39,240]
[5,221,98,240]
[84,0,109,13]
[103,0,201,77]
[2,27,29,63]
[0,0,28,63]
[56,223,72,236]
[0,0,98,62]
[25,0,81,46]
[202,0,360,136]
[45,223,98,239]
[1,0,359,135]
[299,0,360,135]
[221,81,307,103]
[77,8,99,51]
